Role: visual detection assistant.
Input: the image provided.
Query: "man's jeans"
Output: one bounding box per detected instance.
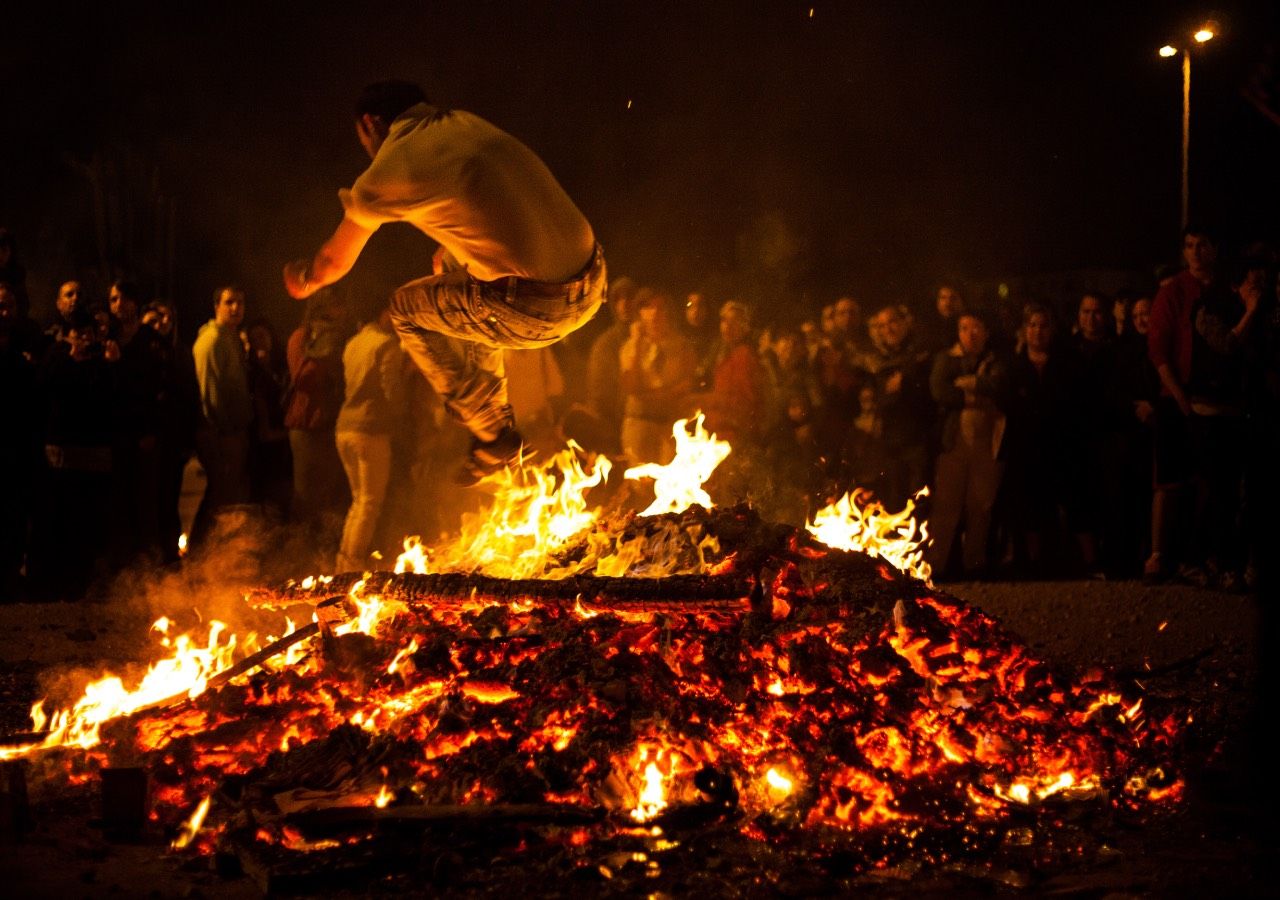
[389,245,606,442]
[336,430,392,572]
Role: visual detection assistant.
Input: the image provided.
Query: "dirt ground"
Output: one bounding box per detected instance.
[0,576,1273,897]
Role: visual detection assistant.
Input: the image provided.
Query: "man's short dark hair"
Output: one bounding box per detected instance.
[1182,222,1218,244]
[110,279,142,303]
[355,80,428,123]
[213,284,244,309]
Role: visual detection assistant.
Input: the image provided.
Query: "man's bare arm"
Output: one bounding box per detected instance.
[283,216,375,300]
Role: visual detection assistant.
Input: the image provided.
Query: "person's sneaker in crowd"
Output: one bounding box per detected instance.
[454,427,524,486]
[1141,553,1168,585]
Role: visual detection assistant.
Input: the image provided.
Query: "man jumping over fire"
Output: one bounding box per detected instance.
[284,80,606,484]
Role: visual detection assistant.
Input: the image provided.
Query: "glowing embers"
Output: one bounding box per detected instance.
[0,423,1186,878]
[624,413,731,517]
[807,486,933,584]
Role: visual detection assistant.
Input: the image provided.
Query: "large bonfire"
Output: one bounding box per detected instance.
[2,415,1182,890]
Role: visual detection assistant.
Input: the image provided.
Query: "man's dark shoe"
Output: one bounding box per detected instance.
[454,428,524,486]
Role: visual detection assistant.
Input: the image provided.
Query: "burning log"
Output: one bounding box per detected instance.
[250,571,758,616]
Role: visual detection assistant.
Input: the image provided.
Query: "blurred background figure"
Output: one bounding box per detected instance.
[334,301,405,572]
[619,289,696,464]
[852,303,933,508]
[699,300,768,447]
[682,290,718,367]
[927,312,1009,578]
[144,298,198,563]
[0,282,39,600]
[191,286,252,549]
[919,283,965,355]
[45,280,81,344]
[580,276,636,454]
[244,316,292,516]
[107,279,172,565]
[285,288,350,536]
[29,310,117,598]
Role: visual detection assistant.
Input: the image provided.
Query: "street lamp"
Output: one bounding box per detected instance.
[1158,24,1216,229]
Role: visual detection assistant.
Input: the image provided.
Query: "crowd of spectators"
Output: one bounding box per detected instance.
[1,223,1277,601]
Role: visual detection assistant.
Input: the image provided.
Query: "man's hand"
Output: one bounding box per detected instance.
[953,374,977,392]
[1135,400,1154,425]
[885,371,903,395]
[103,340,121,362]
[283,259,314,300]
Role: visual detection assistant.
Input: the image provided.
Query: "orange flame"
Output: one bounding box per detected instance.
[806,487,932,583]
[1,618,241,760]
[624,413,731,517]
[398,444,611,579]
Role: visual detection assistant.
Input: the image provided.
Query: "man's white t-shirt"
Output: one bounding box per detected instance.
[339,104,595,284]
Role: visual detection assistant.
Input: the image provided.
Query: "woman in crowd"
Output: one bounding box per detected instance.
[1003,304,1075,571]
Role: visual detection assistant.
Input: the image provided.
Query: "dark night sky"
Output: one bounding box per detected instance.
[4,1,1278,330]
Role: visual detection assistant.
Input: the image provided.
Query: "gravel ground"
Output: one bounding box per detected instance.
[0,576,1272,896]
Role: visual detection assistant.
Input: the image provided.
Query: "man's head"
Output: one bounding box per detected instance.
[56,280,81,319]
[142,300,174,337]
[719,300,752,346]
[609,276,638,324]
[1022,303,1055,353]
[1130,297,1152,336]
[870,304,909,353]
[773,326,803,369]
[820,304,836,336]
[1181,225,1218,280]
[832,296,859,337]
[799,319,819,346]
[245,318,277,361]
[66,309,99,360]
[214,285,246,329]
[936,284,962,319]
[637,290,674,338]
[354,80,428,159]
[1077,293,1108,342]
[109,279,142,326]
[957,312,989,356]
[685,292,709,328]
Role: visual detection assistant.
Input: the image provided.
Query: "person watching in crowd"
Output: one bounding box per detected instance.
[927,311,1009,578]
[45,280,81,344]
[619,289,697,464]
[191,285,252,547]
[334,300,406,572]
[1145,225,1219,583]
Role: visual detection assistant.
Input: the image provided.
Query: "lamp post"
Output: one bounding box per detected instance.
[1159,26,1215,229]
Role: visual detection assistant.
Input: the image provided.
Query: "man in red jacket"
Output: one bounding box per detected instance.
[1144,225,1217,582]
